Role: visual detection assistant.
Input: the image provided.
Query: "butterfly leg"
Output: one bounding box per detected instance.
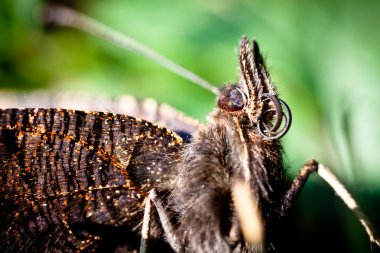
[279,159,318,215]
[148,189,182,253]
[280,159,380,247]
[139,189,181,253]
[139,189,154,253]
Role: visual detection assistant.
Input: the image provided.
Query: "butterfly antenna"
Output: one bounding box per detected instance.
[44,4,219,95]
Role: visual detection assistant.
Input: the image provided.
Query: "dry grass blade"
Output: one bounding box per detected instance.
[318,164,380,247]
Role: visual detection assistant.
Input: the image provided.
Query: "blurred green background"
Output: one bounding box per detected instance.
[1,0,380,252]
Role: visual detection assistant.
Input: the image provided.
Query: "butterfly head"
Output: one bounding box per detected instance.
[217,37,291,140]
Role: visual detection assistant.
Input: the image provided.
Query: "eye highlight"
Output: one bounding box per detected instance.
[217,85,247,112]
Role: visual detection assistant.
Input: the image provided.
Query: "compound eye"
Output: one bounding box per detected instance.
[217,85,247,112]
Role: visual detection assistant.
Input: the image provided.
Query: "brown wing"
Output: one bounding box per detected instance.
[0,108,183,252]
[0,91,203,139]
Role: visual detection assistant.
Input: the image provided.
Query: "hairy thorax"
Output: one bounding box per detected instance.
[167,112,288,253]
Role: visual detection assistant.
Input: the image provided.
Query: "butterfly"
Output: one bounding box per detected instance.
[0,4,378,253]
